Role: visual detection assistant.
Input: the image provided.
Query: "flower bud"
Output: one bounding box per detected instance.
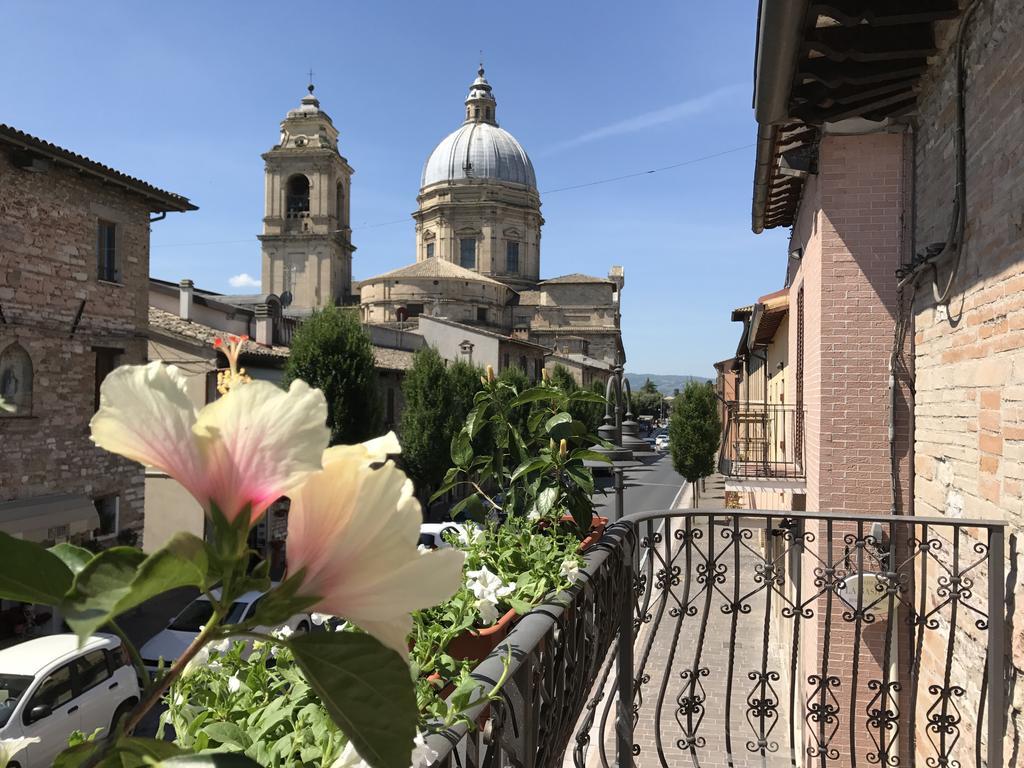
[486,365,495,383]
[550,438,556,452]
[559,438,568,458]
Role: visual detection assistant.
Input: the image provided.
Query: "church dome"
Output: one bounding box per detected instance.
[420,66,536,190]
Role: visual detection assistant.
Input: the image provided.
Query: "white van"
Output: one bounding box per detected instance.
[0,634,140,767]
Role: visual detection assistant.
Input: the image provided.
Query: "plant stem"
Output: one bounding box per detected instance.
[122,612,222,735]
[107,620,151,691]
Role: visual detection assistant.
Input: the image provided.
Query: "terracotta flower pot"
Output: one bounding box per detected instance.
[576,515,608,551]
[446,608,518,661]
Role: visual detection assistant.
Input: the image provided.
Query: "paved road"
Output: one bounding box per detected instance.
[592,452,688,521]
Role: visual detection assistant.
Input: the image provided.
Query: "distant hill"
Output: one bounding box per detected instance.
[624,373,711,396]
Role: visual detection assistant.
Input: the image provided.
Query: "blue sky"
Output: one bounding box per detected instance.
[4,1,790,376]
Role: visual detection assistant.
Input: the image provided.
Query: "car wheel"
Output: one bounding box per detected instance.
[110,699,137,736]
[296,621,310,635]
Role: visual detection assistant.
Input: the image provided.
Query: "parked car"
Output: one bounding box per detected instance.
[419,522,466,549]
[140,587,310,674]
[655,434,670,452]
[0,633,140,767]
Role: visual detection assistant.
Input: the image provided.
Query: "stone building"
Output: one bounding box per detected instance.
[354,67,625,370]
[0,124,194,613]
[259,85,355,311]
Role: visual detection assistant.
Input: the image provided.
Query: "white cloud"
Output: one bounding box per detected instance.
[543,83,745,155]
[228,273,261,290]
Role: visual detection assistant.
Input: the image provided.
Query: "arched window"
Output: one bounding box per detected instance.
[286,175,310,217]
[0,342,33,416]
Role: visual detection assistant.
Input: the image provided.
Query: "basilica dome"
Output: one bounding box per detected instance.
[420,67,536,190]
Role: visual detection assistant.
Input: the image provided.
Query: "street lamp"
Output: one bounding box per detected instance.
[619,378,653,454]
[583,364,639,521]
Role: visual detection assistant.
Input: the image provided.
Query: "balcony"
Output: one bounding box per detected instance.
[422,509,1005,768]
[719,402,804,482]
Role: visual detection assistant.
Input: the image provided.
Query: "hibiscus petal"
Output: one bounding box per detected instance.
[89,363,205,502]
[194,378,329,522]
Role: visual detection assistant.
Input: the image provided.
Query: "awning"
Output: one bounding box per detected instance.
[0,494,99,542]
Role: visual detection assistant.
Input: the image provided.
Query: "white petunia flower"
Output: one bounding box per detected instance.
[560,558,581,582]
[330,740,371,768]
[272,624,294,640]
[183,645,210,676]
[311,612,334,626]
[475,597,500,626]
[410,731,438,766]
[227,675,242,693]
[466,566,515,605]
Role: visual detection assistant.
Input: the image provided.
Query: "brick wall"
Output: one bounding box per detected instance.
[910,0,1024,762]
[786,131,913,762]
[0,148,152,538]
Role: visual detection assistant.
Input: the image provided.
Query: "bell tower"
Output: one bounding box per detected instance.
[259,84,355,310]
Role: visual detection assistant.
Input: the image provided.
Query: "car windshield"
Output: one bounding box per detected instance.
[0,674,33,727]
[168,599,249,632]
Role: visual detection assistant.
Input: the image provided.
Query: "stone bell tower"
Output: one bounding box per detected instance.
[259,84,355,310]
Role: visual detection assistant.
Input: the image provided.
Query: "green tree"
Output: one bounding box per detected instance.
[399,349,481,501]
[668,381,721,503]
[283,306,380,445]
[640,378,659,395]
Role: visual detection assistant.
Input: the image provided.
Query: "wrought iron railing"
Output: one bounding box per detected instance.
[423,509,1006,768]
[719,403,804,480]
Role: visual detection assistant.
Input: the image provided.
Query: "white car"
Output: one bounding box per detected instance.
[655,434,670,452]
[140,588,311,674]
[0,634,140,767]
[418,522,466,549]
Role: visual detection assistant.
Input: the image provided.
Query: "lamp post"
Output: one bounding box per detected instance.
[583,364,639,521]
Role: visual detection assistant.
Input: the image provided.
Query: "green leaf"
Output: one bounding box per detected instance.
[571,449,613,464]
[536,485,559,516]
[54,737,188,768]
[0,532,73,605]
[567,390,607,405]
[64,532,209,640]
[510,387,557,407]
[464,402,490,438]
[49,542,95,576]
[450,429,473,469]
[510,457,549,483]
[248,569,318,627]
[544,411,573,434]
[203,721,253,749]
[290,632,417,768]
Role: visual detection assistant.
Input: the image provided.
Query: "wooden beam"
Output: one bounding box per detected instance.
[810,0,959,27]
[803,24,936,62]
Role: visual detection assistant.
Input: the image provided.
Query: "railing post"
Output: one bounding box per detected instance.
[987,526,1005,768]
[616,527,635,768]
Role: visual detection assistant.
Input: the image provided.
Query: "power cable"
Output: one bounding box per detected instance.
[150,143,756,249]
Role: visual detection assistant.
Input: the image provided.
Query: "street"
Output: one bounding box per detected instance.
[592,452,687,520]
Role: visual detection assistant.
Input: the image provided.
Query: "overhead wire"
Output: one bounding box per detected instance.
[150,142,756,249]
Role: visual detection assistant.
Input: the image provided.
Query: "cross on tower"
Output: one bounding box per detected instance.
[307,68,315,92]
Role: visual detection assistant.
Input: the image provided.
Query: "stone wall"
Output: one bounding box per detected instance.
[910,0,1024,761]
[0,148,152,539]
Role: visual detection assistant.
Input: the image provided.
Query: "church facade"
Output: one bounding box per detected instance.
[259,69,624,371]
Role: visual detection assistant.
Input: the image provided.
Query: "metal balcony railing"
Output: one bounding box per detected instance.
[719,402,804,481]
[423,509,1006,768]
